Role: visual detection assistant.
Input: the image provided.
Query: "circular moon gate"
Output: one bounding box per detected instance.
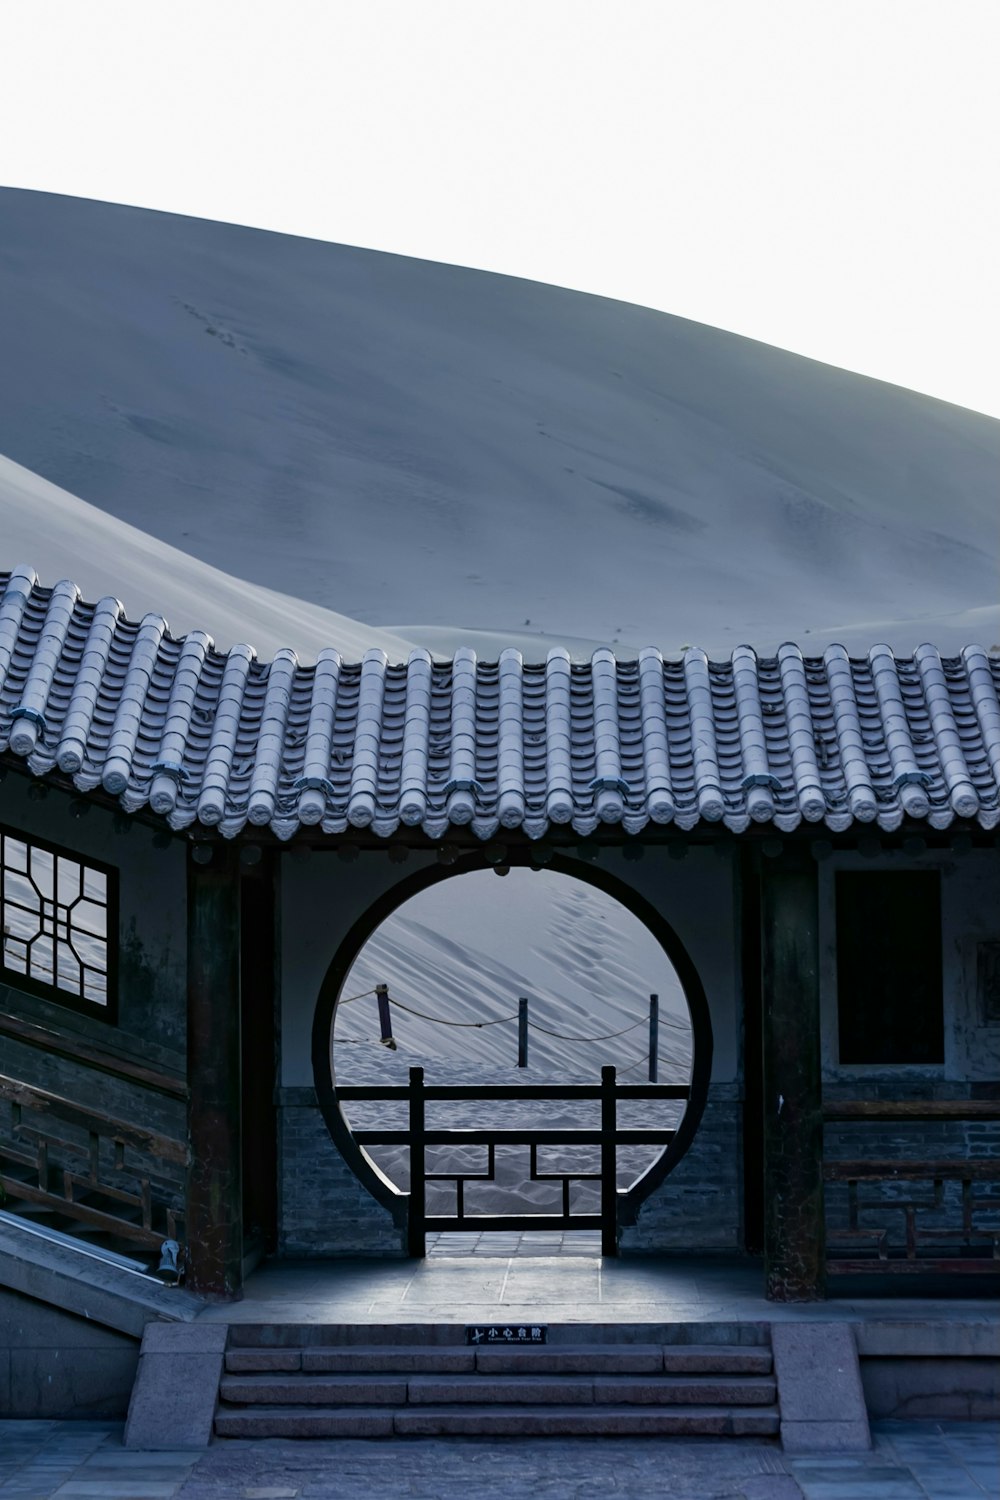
[311,854,714,1242]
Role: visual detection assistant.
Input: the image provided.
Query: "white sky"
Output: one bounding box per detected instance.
[2,0,998,419]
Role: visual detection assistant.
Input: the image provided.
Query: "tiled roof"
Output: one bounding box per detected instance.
[1,566,998,840]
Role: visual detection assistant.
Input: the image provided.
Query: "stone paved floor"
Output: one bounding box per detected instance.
[0,1423,997,1499]
[425,1230,604,1256]
[197,1253,1000,1327]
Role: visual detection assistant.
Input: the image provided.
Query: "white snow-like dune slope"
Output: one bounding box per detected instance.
[336,870,690,1078]
[0,454,416,663]
[1,187,998,659]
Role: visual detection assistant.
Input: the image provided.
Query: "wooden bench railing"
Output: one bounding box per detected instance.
[822,1099,1000,1275]
[0,1011,186,1099]
[341,1065,687,1257]
[0,1071,188,1250]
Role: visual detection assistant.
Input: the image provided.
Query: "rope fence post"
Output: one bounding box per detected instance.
[518,997,529,1068]
[648,993,659,1083]
[376,983,395,1048]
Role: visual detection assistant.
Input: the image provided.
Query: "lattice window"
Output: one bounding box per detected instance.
[0,826,116,1019]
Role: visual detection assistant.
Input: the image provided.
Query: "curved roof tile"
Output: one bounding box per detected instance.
[1,566,998,840]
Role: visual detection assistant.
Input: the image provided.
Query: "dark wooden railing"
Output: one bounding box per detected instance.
[822,1098,1000,1275]
[0,1011,186,1099]
[339,1064,687,1257]
[0,1071,188,1250]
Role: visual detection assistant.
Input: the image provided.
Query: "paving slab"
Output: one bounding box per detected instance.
[224,1348,303,1372]
[213,1406,396,1438]
[597,1373,777,1405]
[301,1346,475,1372]
[1,1418,996,1499]
[391,1402,780,1436]
[124,1324,227,1451]
[195,1253,1000,1332]
[772,1323,871,1453]
[474,1340,664,1372]
[219,1373,408,1405]
[405,1372,595,1405]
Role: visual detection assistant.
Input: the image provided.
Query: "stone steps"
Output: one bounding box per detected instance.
[221,1370,777,1406]
[215,1401,781,1439]
[214,1338,779,1439]
[224,1341,774,1375]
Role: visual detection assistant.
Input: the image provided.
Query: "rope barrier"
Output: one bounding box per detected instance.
[524,1017,645,1043]
[337,988,379,1007]
[617,1051,651,1078]
[387,998,689,1045]
[386,996,523,1029]
[343,987,690,1049]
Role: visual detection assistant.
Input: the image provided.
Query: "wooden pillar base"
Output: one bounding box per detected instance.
[186,843,243,1299]
[761,853,825,1302]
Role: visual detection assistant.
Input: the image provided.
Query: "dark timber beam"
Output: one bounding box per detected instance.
[186,844,243,1299]
[761,853,824,1301]
[240,856,279,1256]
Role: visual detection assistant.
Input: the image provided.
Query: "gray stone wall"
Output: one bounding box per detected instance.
[620,1085,743,1253]
[277,1087,405,1257]
[823,1079,1000,1251]
[0,1285,139,1418]
[860,1358,1000,1420]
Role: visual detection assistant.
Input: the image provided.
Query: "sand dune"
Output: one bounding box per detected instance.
[0,454,417,663]
[334,870,690,1077]
[1,188,997,662]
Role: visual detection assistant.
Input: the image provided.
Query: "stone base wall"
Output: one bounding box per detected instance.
[620,1086,743,1254]
[277,1088,405,1257]
[861,1357,1000,1419]
[0,1286,139,1418]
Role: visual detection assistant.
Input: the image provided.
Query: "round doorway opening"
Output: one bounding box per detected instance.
[318,863,711,1251]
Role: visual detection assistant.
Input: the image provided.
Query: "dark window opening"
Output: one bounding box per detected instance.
[0,825,117,1020]
[836,871,943,1066]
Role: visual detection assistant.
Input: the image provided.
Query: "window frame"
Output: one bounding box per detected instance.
[831,865,945,1073]
[0,821,119,1025]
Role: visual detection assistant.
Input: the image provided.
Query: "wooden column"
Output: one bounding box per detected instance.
[600,1065,619,1258]
[240,856,278,1255]
[407,1066,426,1258]
[761,852,824,1301]
[186,844,243,1299]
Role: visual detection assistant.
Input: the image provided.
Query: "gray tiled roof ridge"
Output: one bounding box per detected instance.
[1,564,998,840]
